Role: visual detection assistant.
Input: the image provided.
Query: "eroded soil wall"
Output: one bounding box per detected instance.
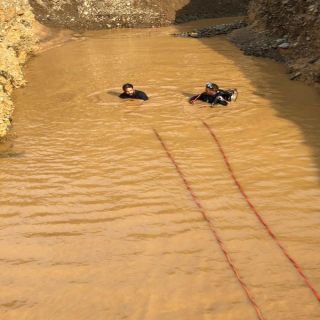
[0,0,37,139]
[29,0,248,29]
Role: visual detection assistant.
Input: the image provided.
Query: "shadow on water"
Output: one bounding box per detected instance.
[0,143,25,159]
[181,91,194,97]
[174,5,320,180]
[0,151,25,159]
[107,90,120,97]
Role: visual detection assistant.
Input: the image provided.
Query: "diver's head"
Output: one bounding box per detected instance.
[205,82,219,95]
[122,83,134,96]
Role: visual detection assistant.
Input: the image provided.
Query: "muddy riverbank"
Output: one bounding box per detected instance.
[1,0,319,140]
[2,22,320,320]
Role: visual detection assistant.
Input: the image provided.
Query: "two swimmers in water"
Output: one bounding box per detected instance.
[119,82,238,106]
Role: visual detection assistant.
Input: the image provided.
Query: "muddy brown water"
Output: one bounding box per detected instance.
[1,18,320,319]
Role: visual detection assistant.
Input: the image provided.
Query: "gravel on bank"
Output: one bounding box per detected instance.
[29,0,249,30]
[237,0,320,86]
[173,20,247,38]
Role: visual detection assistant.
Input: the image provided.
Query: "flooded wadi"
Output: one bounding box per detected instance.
[1,19,320,319]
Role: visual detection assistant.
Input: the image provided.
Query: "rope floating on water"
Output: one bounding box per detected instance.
[153,128,265,320]
[202,120,320,303]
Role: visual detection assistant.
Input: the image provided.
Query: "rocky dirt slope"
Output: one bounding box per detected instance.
[174,0,248,23]
[230,0,320,86]
[0,0,38,139]
[29,0,248,29]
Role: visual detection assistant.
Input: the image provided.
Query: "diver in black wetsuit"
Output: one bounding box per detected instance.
[189,82,238,106]
[119,83,149,101]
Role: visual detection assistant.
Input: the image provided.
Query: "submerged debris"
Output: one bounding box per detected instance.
[173,20,247,38]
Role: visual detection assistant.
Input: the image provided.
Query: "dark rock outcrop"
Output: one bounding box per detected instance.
[230,0,320,86]
[175,0,249,23]
[173,20,247,38]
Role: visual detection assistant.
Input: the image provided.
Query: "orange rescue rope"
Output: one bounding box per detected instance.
[153,128,265,320]
[202,120,320,303]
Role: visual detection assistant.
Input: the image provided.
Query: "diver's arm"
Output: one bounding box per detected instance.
[140,92,149,101]
[189,93,204,104]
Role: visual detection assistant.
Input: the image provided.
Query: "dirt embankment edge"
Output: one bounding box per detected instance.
[0,1,38,140]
